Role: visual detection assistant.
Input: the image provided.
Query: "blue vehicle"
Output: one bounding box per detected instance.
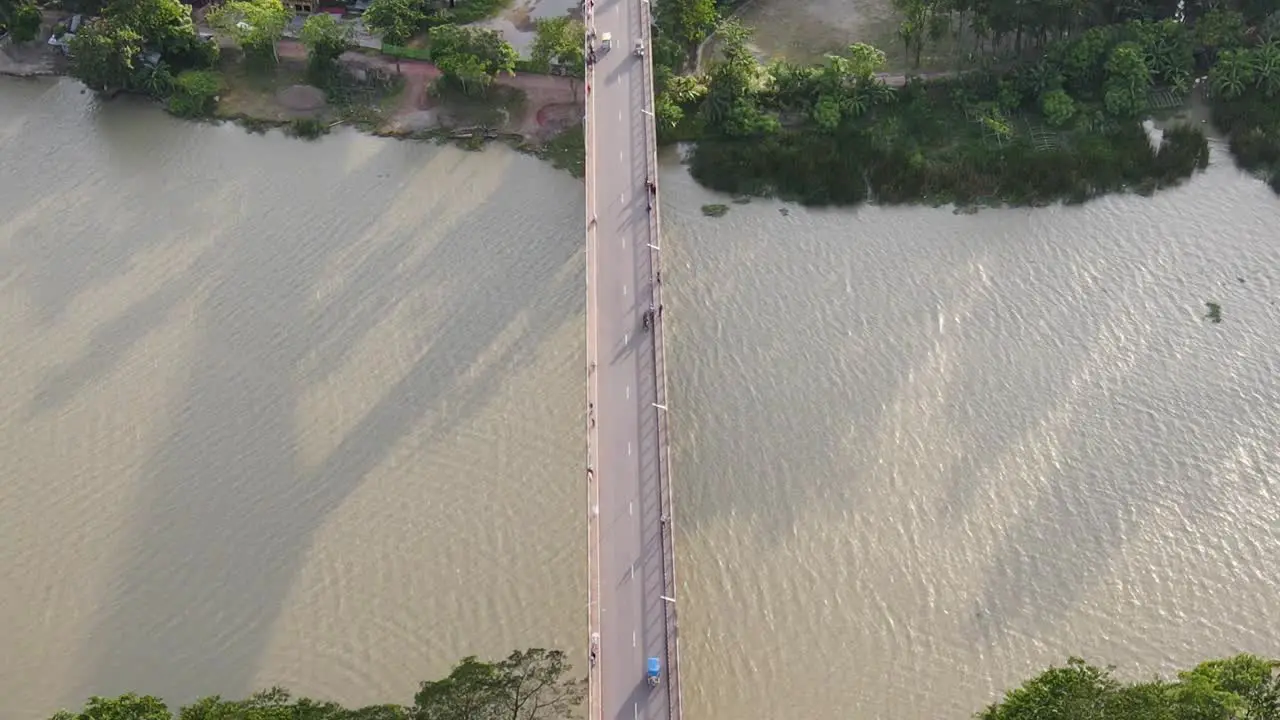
[646,657,661,687]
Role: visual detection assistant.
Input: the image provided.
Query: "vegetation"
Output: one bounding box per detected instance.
[981,654,1280,720]
[535,124,586,176]
[68,0,219,96]
[167,69,222,117]
[530,16,586,73]
[207,0,291,65]
[44,649,584,720]
[39,653,1280,720]
[301,12,355,76]
[427,24,517,95]
[643,0,1280,206]
[8,1,41,42]
[362,0,425,46]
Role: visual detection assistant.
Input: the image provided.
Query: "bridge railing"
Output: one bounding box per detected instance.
[582,18,602,720]
[638,0,683,717]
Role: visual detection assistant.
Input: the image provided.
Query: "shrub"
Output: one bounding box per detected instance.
[167,70,223,118]
[1040,89,1076,127]
[287,117,329,139]
[11,2,42,42]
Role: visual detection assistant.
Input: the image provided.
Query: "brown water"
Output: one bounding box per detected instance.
[0,78,586,718]
[3,76,1280,720]
[658,154,1280,718]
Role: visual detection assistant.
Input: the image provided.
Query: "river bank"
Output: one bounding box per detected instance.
[651,0,1280,209]
[1,22,584,174]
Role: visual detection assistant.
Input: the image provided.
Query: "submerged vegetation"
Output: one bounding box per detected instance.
[648,0,1280,206]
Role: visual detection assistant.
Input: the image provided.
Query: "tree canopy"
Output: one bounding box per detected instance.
[207,0,290,63]
[530,16,585,73]
[361,0,425,46]
[43,649,584,720]
[300,12,354,71]
[7,1,42,42]
[66,0,215,94]
[427,24,517,94]
[980,655,1280,720]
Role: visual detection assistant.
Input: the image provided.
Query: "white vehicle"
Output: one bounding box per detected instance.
[601,32,612,50]
[634,39,645,57]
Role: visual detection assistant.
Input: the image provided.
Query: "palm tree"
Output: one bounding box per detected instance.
[1209,49,1254,100]
[1253,42,1280,97]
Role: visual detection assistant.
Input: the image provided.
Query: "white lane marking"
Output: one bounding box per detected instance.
[619,191,624,201]
[632,631,637,648]
[627,441,632,456]
[629,501,633,515]
[618,110,623,120]
[634,703,639,720]
[623,284,627,296]
[626,385,630,399]
[631,563,635,579]
[624,332,629,343]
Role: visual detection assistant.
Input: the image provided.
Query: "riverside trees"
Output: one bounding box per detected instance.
[427,24,517,95]
[207,0,291,64]
[68,0,218,94]
[43,649,584,720]
[362,0,425,46]
[40,653,1280,720]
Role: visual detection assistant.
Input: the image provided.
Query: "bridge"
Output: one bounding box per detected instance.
[582,0,683,716]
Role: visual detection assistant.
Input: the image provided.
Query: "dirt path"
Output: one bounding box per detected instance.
[261,40,580,138]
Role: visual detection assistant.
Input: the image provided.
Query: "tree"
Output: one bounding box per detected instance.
[10,1,41,42]
[362,0,424,46]
[491,649,585,720]
[207,0,290,64]
[1253,41,1280,97]
[413,649,583,720]
[51,693,171,720]
[414,656,503,720]
[105,0,198,58]
[673,0,716,49]
[979,654,1280,720]
[427,24,516,95]
[300,12,353,72]
[1040,88,1076,126]
[1209,48,1255,99]
[68,19,143,92]
[529,16,584,73]
[1102,41,1150,117]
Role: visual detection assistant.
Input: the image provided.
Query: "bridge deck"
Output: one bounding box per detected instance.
[583,0,682,717]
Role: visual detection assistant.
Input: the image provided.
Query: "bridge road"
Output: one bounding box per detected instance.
[583,0,674,716]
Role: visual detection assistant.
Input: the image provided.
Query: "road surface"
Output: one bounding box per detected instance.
[583,0,678,718]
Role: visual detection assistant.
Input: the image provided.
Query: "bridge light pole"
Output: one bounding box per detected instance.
[660,595,676,604]
[640,108,653,117]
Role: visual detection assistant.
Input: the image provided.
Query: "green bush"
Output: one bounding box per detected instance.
[1040,89,1076,127]
[167,70,222,118]
[287,117,329,139]
[11,2,43,43]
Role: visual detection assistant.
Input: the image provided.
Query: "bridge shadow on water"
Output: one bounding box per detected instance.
[11,127,584,705]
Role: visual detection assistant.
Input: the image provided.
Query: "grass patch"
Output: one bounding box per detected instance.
[431,0,513,25]
[214,51,315,122]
